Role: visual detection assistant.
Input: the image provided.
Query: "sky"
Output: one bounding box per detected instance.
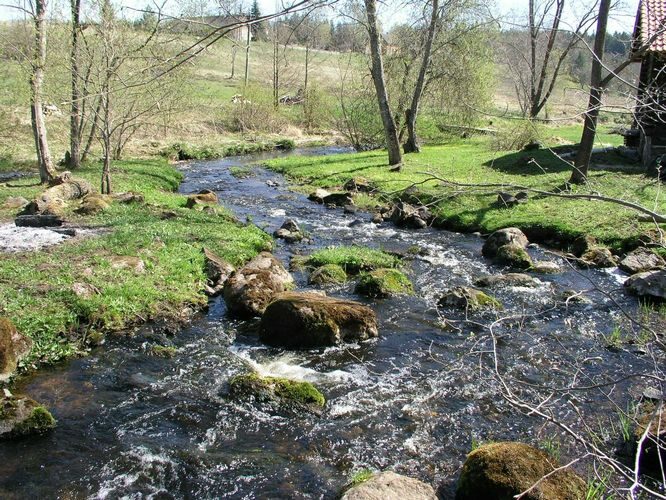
[0,0,641,33]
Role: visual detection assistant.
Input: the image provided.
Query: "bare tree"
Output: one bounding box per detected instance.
[364,0,402,167]
[502,0,598,119]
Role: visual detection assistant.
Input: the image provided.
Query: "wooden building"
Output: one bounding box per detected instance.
[631,0,666,171]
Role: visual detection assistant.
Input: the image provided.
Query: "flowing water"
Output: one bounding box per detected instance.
[0,147,661,499]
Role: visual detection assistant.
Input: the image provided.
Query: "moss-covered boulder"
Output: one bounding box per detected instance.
[494,244,533,269]
[0,317,33,383]
[355,269,414,298]
[438,287,502,311]
[482,228,529,259]
[531,261,560,274]
[307,246,400,274]
[260,292,378,348]
[309,264,348,285]
[475,273,538,288]
[456,442,586,500]
[223,252,294,318]
[229,372,325,413]
[342,471,437,500]
[0,394,56,440]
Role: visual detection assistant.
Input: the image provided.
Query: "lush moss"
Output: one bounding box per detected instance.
[355,268,414,298]
[0,159,271,367]
[307,246,400,274]
[230,372,325,408]
[350,469,374,486]
[309,264,348,285]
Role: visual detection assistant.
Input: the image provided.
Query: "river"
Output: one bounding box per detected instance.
[0,147,660,498]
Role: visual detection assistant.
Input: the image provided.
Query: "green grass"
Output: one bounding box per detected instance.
[0,159,271,368]
[266,130,663,251]
[307,246,400,274]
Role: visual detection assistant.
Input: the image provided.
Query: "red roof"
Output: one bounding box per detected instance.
[633,0,666,55]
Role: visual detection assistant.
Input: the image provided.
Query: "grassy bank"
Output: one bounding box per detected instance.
[266,129,665,252]
[0,159,270,368]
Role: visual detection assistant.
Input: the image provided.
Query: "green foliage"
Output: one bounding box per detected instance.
[539,437,561,461]
[309,263,348,285]
[0,159,270,367]
[307,246,400,274]
[149,345,177,358]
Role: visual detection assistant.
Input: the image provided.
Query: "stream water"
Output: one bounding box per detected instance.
[0,147,662,499]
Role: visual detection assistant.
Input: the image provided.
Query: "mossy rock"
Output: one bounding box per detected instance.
[307,246,400,274]
[355,268,414,298]
[342,471,437,500]
[456,442,586,500]
[229,372,325,412]
[0,395,56,440]
[260,292,378,348]
[77,195,111,215]
[309,264,348,285]
[494,244,533,269]
[438,287,503,311]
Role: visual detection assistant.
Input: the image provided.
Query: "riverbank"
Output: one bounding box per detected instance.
[265,135,665,253]
[0,159,270,369]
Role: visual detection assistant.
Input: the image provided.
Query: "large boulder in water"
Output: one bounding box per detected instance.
[342,471,437,500]
[0,318,32,383]
[0,394,56,440]
[482,228,528,259]
[456,442,586,500]
[494,243,533,269]
[475,273,538,288]
[259,292,378,348]
[619,248,665,275]
[390,201,432,229]
[438,287,502,311]
[223,252,294,317]
[580,246,618,268]
[624,269,666,301]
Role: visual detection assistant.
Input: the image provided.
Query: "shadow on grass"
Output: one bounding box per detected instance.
[483,145,642,176]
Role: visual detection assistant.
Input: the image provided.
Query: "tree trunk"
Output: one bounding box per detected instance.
[403,0,439,154]
[272,25,279,109]
[69,0,81,169]
[244,27,250,88]
[569,0,610,184]
[230,44,237,79]
[31,0,57,183]
[81,97,101,163]
[364,0,402,167]
[101,150,111,194]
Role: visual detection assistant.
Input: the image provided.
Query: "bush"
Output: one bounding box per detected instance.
[490,120,541,151]
[227,85,288,134]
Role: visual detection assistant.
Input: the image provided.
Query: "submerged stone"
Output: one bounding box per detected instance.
[438,287,502,311]
[580,247,618,268]
[229,372,325,413]
[456,442,586,500]
[474,273,538,288]
[260,292,378,348]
